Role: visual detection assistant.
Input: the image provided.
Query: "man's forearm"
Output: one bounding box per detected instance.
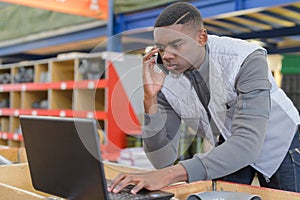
[143,111,180,168]
[144,96,159,114]
[163,164,188,185]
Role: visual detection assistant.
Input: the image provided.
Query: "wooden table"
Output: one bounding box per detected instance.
[0,162,300,199]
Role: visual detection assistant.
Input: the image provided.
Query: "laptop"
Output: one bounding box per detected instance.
[20,115,174,200]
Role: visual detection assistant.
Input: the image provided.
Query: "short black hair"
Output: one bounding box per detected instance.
[154,2,203,28]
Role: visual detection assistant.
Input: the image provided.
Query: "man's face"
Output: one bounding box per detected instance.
[154,24,205,74]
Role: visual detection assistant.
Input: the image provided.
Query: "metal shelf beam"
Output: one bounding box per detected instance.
[0,25,107,57]
[117,0,300,32]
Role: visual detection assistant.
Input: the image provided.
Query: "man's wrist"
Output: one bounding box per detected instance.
[166,164,188,185]
[144,96,158,114]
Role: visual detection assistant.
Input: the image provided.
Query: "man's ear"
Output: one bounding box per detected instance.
[198,29,208,47]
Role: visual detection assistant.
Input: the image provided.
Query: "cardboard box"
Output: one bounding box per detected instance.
[0,146,27,163]
[0,183,45,200]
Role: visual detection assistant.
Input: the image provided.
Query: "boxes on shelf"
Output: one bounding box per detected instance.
[117,147,154,169]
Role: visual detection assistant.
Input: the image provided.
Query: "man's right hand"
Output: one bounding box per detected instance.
[143,48,166,114]
[107,164,187,194]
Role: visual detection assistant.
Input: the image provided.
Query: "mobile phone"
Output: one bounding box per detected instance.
[155,53,169,74]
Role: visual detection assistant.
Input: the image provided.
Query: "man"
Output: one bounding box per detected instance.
[108,2,300,194]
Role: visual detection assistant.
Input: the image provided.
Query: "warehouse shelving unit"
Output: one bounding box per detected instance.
[0,52,143,160]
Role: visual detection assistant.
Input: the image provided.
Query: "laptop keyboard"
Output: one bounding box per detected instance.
[108,184,174,200]
[109,191,154,200]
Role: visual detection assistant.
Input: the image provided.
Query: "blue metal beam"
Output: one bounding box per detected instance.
[118,0,300,30]
[118,7,162,31]
[231,25,300,39]
[0,25,107,57]
[243,0,300,10]
[267,46,300,54]
[107,0,122,52]
[0,53,54,64]
[191,0,236,18]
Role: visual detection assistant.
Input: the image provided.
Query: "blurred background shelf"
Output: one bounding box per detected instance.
[0,52,143,161]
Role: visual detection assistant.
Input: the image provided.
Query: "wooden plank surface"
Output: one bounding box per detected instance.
[0,163,49,197]
[1,162,300,200]
[0,146,28,163]
[0,146,18,162]
[0,183,45,200]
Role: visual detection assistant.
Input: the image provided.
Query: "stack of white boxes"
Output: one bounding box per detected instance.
[117,147,154,169]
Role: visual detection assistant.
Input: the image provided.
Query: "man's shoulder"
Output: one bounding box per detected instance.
[207,34,266,58]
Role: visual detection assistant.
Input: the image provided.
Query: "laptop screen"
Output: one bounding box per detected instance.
[20,115,109,200]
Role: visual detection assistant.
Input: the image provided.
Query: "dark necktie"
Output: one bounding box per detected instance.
[184,69,211,121]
